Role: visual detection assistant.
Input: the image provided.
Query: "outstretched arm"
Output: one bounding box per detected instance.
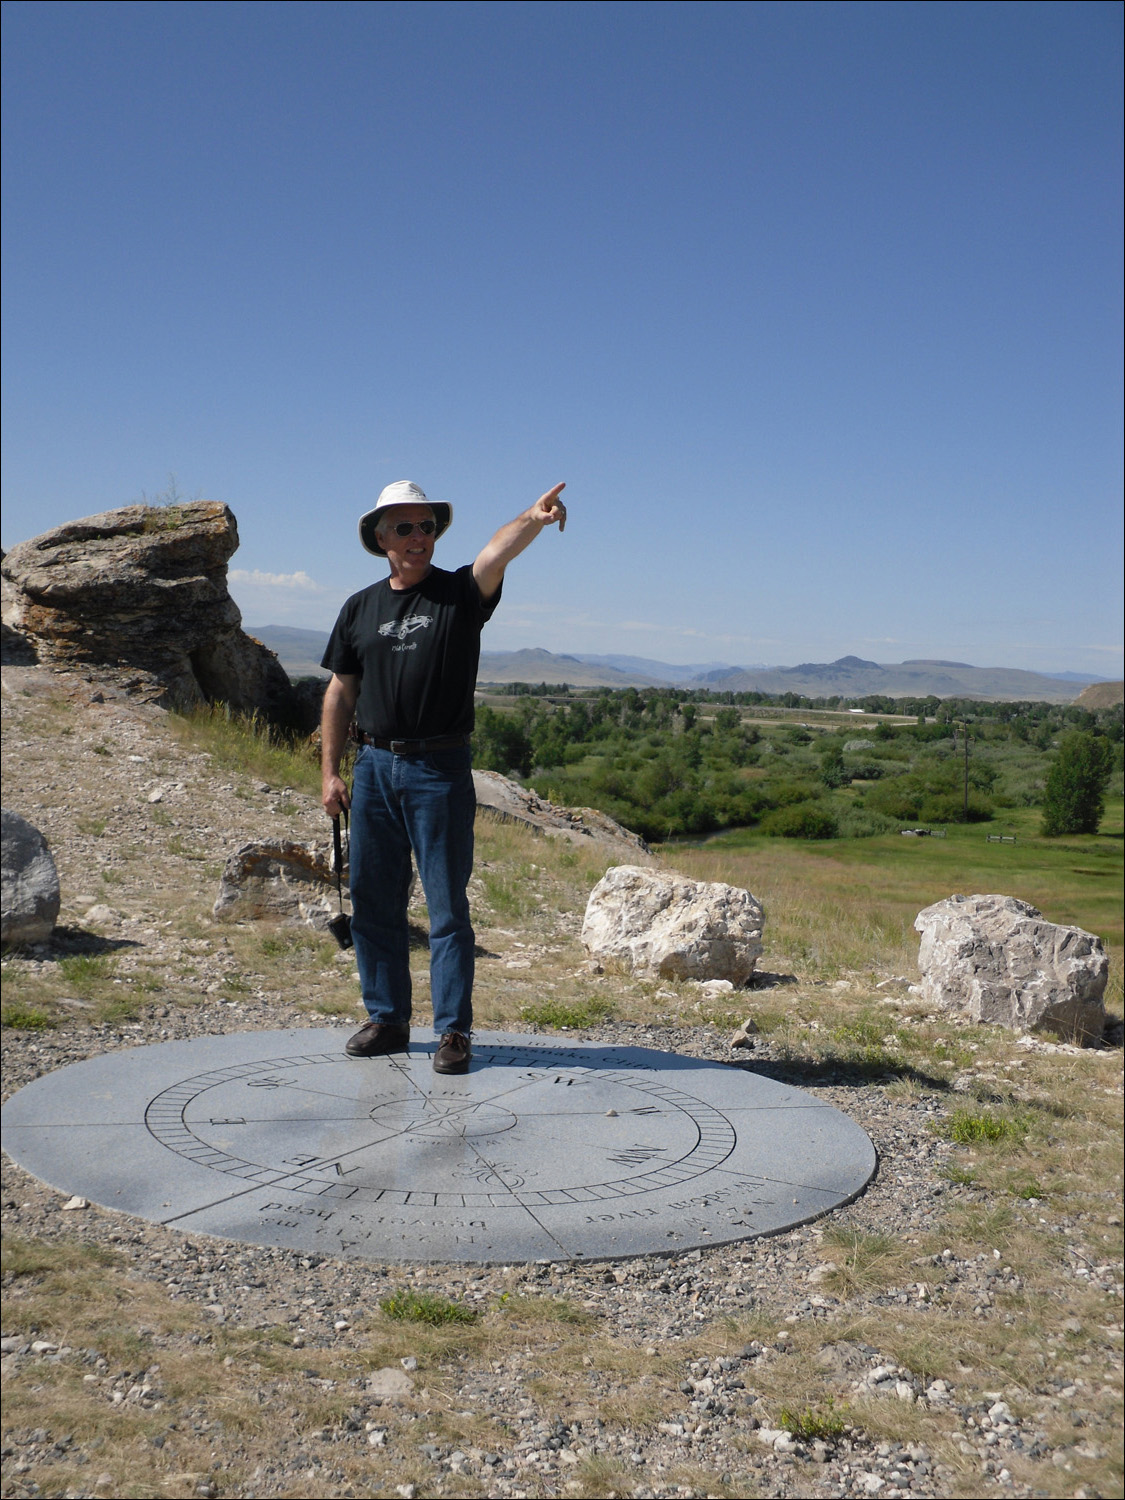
[472,482,566,602]
[321,673,359,816]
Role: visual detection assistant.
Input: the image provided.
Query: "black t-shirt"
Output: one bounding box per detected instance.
[320,565,500,739]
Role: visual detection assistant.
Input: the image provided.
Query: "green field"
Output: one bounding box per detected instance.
[666,798,1124,997]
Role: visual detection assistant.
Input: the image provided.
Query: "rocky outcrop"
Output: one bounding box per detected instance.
[212,839,340,932]
[913,893,1108,1043]
[1,808,61,946]
[582,865,764,984]
[473,771,651,861]
[1,503,295,719]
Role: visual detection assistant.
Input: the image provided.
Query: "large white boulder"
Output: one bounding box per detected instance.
[1,807,61,946]
[582,865,764,984]
[913,893,1107,1043]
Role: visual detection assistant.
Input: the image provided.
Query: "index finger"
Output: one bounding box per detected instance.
[542,481,566,530]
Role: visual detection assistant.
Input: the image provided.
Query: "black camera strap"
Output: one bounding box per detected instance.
[329,811,354,951]
[332,809,349,916]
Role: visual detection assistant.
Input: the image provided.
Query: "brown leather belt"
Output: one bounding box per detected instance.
[359,732,471,756]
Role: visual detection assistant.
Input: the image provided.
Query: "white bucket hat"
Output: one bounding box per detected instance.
[358,480,453,557]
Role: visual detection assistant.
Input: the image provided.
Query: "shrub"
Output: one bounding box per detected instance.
[833,806,898,839]
[843,760,885,780]
[761,802,839,839]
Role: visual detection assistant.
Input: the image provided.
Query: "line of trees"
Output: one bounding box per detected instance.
[471,688,1122,843]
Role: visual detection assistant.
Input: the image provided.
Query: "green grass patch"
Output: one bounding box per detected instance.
[479,864,539,920]
[1013,1177,1047,1200]
[520,996,616,1028]
[57,953,116,994]
[778,1399,847,1441]
[94,992,149,1024]
[379,1289,478,1326]
[0,1001,57,1030]
[831,1018,894,1047]
[945,1110,1027,1146]
[260,931,315,957]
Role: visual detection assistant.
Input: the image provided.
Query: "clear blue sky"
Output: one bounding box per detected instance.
[3,1,1122,676]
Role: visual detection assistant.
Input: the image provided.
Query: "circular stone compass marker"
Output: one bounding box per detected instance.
[1,1029,876,1263]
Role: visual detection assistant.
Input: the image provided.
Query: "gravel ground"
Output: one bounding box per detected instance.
[7,1011,1114,1499]
[3,665,1122,1499]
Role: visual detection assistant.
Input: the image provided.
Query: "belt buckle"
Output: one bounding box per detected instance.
[389,738,413,755]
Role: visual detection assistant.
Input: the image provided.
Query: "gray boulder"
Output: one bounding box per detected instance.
[1,808,61,946]
[582,865,764,984]
[1,502,295,718]
[213,840,340,932]
[914,893,1107,1043]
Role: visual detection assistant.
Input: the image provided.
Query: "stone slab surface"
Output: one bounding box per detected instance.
[1,1029,876,1263]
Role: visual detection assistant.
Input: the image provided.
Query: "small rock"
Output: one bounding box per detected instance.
[83,905,119,926]
[730,1016,759,1049]
[367,1367,414,1399]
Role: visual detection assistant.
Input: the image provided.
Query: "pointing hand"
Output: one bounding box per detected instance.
[534,482,567,532]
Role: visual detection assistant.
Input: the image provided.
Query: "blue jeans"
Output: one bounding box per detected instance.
[348,742,476,1036]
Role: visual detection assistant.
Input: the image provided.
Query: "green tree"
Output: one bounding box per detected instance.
[1041,731,1114,836]
[473,706,532,777]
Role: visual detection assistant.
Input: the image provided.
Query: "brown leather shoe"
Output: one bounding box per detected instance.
[345,1021,411,1058]
[433,1031,471,1074]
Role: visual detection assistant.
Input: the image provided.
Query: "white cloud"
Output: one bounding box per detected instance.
[229,568,323,592]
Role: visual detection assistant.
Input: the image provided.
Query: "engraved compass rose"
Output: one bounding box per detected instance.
[1,1029,877,1264]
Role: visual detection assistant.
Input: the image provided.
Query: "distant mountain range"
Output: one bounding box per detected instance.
[245,625,335,680]
[247,627,1104,703]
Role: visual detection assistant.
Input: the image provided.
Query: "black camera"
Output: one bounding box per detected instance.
[328,911,353,950]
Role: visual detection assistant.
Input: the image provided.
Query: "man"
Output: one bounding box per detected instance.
[320,478,567,1074]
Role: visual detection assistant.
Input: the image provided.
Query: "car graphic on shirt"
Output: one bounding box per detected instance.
[378,614,433,643]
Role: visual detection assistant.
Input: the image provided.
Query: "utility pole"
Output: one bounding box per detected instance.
[956,719,971,820]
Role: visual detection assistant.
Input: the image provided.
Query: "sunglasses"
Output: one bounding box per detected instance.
[387,519,437,537]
